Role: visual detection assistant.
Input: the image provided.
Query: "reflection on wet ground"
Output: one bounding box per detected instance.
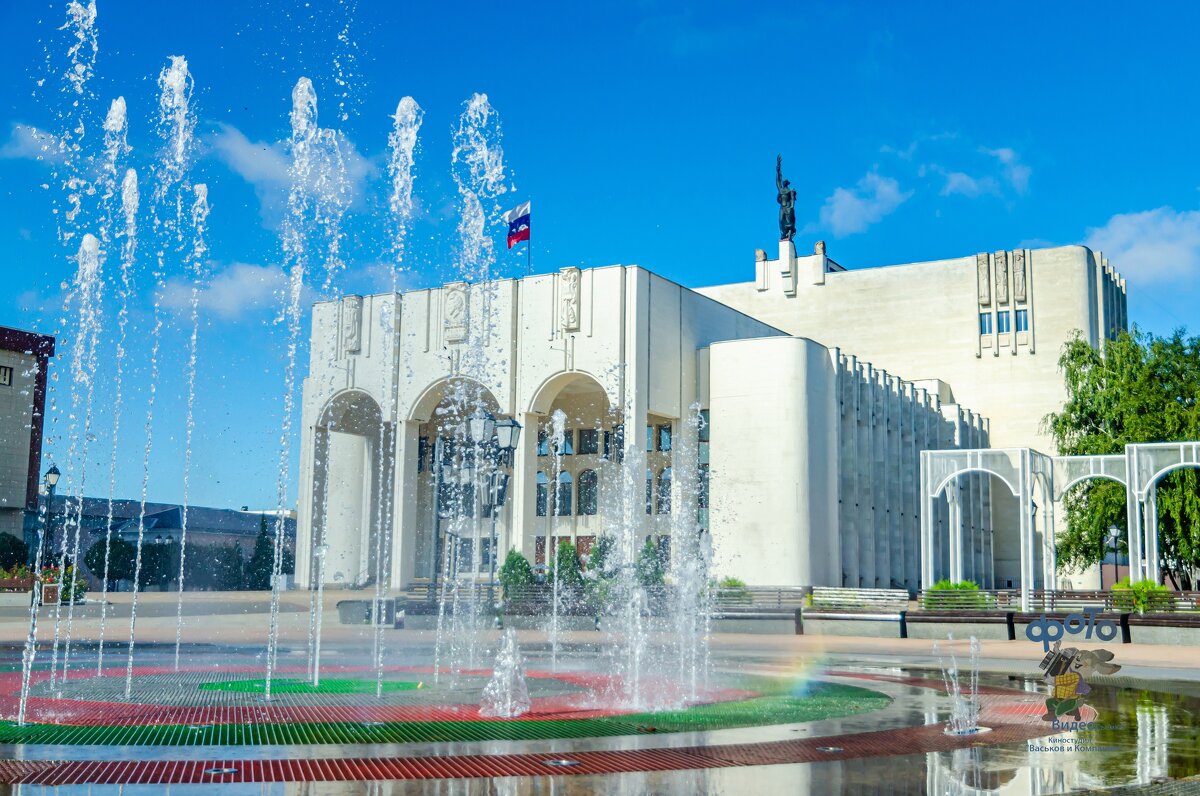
[2,641,1200,794]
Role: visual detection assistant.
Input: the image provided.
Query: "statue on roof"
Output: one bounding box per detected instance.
[776,154,796,242]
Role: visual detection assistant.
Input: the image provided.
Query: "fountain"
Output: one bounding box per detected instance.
[932,635,987,736]
[480,628,531,718]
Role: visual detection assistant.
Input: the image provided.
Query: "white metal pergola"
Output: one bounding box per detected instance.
[920,442,1200,611]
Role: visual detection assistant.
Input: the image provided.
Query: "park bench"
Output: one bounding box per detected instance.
[804,587,910,619]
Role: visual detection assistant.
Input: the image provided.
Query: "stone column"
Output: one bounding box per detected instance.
[1145,489,1159,584]
[623,268,651,562]
[392,420,420,588]
[1125,446,1145,583]
[511,411,540,562]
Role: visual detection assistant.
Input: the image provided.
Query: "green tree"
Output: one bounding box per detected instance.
[589,535,616,578]
[498,547,534,594]
[1047,328,1200,587]
[549,540,583,586]
[0,533,28,570]
[635,536,665,588]
[220,543,247,590]
[245,525,276,591]
[84,537,137,588]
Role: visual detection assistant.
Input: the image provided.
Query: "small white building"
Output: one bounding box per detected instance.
[295,241,1125,592]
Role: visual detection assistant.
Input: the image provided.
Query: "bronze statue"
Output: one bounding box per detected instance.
[776,154,796,242]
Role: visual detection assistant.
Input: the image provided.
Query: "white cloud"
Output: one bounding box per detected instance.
[210,123,374,226]
[982,147,1031,194]
[939,170,999,198]
[819,172,911,237]
[1084,207,1200,285]
[159,262,293,320]
[0,124,63,163]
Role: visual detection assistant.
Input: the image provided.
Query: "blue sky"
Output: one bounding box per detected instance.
[0,1,1198,510]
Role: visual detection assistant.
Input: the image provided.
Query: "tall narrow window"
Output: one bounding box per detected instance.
[1015,309,1029,332]
[657,424,672,452]
[536,471,549,516]
[656,467,672,514]
[0,366,11,387]
[997,311,1012,333]
[979,313,993,335]
[555,471,573,516]
[557,431,575,456]
[645,468,653,515]
[577,469,598,515]
[417,436,429,472]
[537,431,549,457]
[698,410,710,442]
[645,425,653,452]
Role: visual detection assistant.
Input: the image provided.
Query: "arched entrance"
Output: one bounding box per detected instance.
[308,390,392,588]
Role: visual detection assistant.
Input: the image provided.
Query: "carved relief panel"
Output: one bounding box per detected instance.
[976,253,991,306]
[559,267,581,332]
[1013,249,1027,302]
[993,251,1009,305]
[444,282,468,344]
[342,295,363,354]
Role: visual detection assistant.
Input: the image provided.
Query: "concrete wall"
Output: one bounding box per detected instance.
[0,344,45,540]
[696,244,1126,455]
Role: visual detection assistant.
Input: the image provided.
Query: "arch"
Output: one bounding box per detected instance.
[319,389,383,434]
[1140,463,1200,500]
[577,469,598,516]
[931,467,1019,500]
[527,370,612,416]
[1056,473,1127,500]
[554,471,573,517]
[407,376,499,423]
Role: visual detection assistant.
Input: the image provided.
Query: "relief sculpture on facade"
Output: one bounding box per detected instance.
[342,295,363,354]
[993,251,1009,304]
[444,282,468,343]
[559,267,581,332]
[976,253,991,305]
[1013,249,1027,302]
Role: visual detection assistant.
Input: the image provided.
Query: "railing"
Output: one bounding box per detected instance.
[917,589,1200,613]
[396,582,810,616]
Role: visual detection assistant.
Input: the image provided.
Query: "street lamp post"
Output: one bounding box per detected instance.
[1107,524,1121,590]
[36,465,61,570]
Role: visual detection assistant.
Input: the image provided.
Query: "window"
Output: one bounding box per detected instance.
[698,464,710,509]
[537,431,549,457]
[457,481,477,518]
[577,428,599,455]
[646,468,653,515]
[0,365,12,387]
[997,311,1011,333]
[536,471,549,516]
[656,467,672,514]
[550,430,574,456]
[603,425,624,462]
[657,424,672,452]
[577,469,598,515]
[646,425,653,452]
[479,537,493,570]
[698,410,710,443]
[455,538,474,575]
[555,471,573,516]
[417,436,429,472]
[1016,309,1029,332]
[437,480,455,517]
[979,313,993,335]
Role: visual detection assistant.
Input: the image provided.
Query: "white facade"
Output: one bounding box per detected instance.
[296,240,1125,591]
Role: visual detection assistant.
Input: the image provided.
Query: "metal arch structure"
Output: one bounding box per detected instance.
[921,442,1200,607]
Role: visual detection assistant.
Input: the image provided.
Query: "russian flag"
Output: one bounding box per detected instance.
[504,201,530,249]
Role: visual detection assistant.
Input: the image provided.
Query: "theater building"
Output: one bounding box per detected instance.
[295,241,1126,592]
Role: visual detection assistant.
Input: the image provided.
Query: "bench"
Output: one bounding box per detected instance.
[805,587,910,617]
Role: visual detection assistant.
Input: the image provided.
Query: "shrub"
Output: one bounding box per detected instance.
[716,575,752,604]
[635,537,665,588]
[549,540,583,587]
[0,533,28,570]
[924,579,994,609]
[498,548,534,594]
[1111,577,1170,614]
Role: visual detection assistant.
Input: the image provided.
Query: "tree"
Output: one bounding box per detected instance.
[84,537,136,588]
[0,533,28,570]
[636,536,666,588]
[1047,328,1200,587]
[498,548,534,594]
[589,535,616,578]
[550,540,583,586]
[245,525,276,591]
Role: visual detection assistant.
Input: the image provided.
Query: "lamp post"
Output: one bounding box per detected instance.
[35,465,60,570]
[481,417,521,622]
[1107,524,1121,590]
